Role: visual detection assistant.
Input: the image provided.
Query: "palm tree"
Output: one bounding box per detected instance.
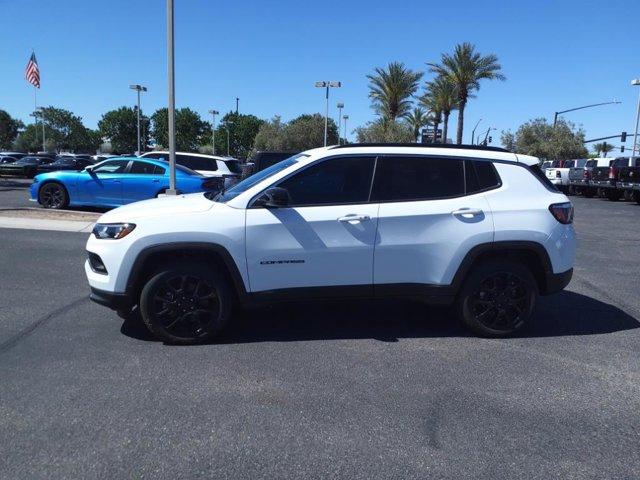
[405,107,430,141]
[367,62,423,122]
[431,76,458,144]
[428,43,505,144]
[419,92,442,143]
[593,142,614,158]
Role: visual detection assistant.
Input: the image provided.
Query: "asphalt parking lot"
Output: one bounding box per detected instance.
[1,189,639,478]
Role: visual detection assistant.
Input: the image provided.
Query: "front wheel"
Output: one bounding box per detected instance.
[454,260,537,337]
[139,262,234,344]
[39,182,69,209]
[605,189,621,201]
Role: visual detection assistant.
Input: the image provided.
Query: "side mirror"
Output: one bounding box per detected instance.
[254,187,290,208]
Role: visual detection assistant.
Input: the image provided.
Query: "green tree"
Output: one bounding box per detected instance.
[355,119,415,143]
[14,107,99,153]
[405,107,430,141]
[211,112,264,159]
[0,110,24,150]
[422,75,457,143]
[98,106,150,154]
[151,107,208,152]
[500,118,588,160]
[252,116,287,152]
[428,43,505,144]
[283,113,339,151]
[367,62,423,122]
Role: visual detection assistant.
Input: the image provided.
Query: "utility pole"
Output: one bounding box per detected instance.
[343,115,349,144]
[630,79,640,162]
[336,103,344,144]
[235,97,239,114]
[166,0,177,194]
[129,84,147,155]
[315,81,341,146]
[208,109,219,155]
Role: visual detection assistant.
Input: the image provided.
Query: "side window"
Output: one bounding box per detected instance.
[153,165,166,175]
[129,161,157,174]
[471,160,501,191]
[92,160,129,174]
[371,156,465,201]
[277,156,376,206]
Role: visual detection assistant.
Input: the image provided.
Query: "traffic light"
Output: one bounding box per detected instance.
[621,131,627,142]
[488,136,493,144]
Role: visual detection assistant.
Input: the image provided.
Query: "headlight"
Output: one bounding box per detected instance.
[92,223,136,240]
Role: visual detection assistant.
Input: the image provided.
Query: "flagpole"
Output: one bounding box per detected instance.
[33,85,39,153]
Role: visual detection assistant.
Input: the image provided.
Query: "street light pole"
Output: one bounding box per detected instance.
[226,127,230,156]
[553,100,622,128]
[630,79,640,161]
[315,81,341,146]
[166,0,177,195]
[343,115,349,144]
[336,102,344,144]
[471,118,482,145]
[129,84,147,155]
[235,97,239,114]
[208,109,219,155]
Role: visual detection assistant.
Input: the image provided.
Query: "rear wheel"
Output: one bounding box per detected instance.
[455,260,536,337]
[582,187,595,198]
[633,190,640,205]
[139,262,234,344]
[39,182,69,209]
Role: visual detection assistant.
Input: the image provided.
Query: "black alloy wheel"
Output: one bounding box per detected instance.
[39,182,68,209]
[456,260,536,337]
[469,272,530,332]
[139,263,233,344]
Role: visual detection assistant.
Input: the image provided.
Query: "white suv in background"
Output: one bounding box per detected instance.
[86,144,576,343]
[140,151,241,187]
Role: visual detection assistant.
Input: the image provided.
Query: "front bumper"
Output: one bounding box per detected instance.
[89,287,133,311]
[542,268,573,295]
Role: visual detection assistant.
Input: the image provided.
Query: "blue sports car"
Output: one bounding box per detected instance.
[30,157,222,209]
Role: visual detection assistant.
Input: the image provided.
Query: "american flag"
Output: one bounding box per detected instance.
[25,52,40,88]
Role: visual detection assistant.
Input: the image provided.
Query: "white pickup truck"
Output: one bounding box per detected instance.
[546,160,583,192]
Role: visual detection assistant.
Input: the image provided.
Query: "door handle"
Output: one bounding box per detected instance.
[152,179,160,183]
[338,214,370,223]
[452,208,483,217]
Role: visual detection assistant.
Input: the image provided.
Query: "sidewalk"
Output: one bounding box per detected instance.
[0,208,100,233]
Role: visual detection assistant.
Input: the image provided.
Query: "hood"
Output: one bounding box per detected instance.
[97,192,215,223]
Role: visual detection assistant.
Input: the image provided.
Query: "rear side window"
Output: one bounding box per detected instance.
[177,155,217,171]
[130,161,157,174]
[153,165,166,175]
[468,160,501,192]
[586,160,597,168]
[277,156,376,206]
[528,164,558,192]
[93,160,129,174]
[371,156,464,201]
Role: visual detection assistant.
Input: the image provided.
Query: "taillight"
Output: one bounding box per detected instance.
[609,167,618,179]
[583,169,590,179]
[549,202,574,224]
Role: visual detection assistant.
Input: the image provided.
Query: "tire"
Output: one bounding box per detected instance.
[633,191,640,205]
[38,182,69,209]
[139,261,234,344]
[567,185,575,196]
[454,259,537,337]
[583,187,595,198]
[605,189,621,201]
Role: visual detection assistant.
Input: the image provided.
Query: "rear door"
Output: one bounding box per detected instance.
[372,156,495,289]
[245,155,378,293]
[121,161,166,203]
[77,159,129,205]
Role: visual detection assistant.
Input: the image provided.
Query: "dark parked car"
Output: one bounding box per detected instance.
[617,158,640,204]
[591,157,640,200]
[242,151,296,178]
[0,155,19,164]
[0,156,55,178]
[37,156,93,173]
[0,152,28,161]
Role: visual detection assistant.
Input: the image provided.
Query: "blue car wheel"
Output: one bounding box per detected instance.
[39,182,69,209]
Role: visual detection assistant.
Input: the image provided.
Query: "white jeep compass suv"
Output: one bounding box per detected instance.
[86,144,576,343]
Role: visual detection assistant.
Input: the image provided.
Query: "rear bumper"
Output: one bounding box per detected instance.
[542,268,573,295]
[89,287,133,311]
[592,180,616,188]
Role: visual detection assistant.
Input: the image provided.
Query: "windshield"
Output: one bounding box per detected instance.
[210,153,308,202]
[17,157,39,164]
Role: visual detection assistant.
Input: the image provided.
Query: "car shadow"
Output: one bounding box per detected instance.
[120,290,640,344]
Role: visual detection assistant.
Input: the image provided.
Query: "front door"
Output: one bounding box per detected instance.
[78,159,129,206]
[245,155,378,294]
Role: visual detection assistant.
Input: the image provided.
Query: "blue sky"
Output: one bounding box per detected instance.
[1,0,638,147]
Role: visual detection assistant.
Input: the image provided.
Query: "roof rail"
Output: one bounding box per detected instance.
[330,143,510,153]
